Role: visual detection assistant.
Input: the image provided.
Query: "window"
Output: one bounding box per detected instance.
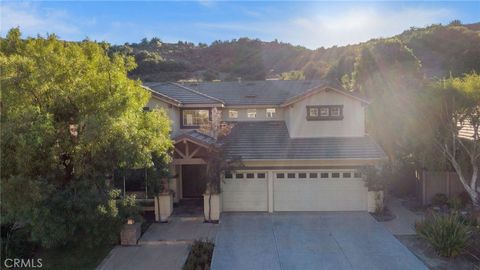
[309,173,318,178]
[332,172,340,178]
[235,173,244,179]
[320,172,329,178]
[182,109,210,128]
[320,107,329,116]
[343,172,352,178]
[306,105,343,121]
[247,109,257,118]
[331,107,341,117]
[287,173,296,178]
[225,172,233,179]
[299,173,307,178]
[229,110,238,119]
[246,173,255,179]
[257,173,266,178]
[354,172,361,178]
[266,108,276,118]
[276,173,285,179]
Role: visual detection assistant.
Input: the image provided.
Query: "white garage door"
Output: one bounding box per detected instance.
[273,170,368,211]
[222,171,268,211]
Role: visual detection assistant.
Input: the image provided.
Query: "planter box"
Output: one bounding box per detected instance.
[368,190,384,213]
[120,223,141,246]
[203,193,221,222]
[155,192,173,222]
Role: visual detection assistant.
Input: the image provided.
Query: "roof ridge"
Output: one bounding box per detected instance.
[169,82,225,104]
[141,85,182,104]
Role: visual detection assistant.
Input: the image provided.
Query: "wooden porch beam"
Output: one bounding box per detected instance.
[172,158,206,165]
[188,145,201,159]
[174,148,186,159]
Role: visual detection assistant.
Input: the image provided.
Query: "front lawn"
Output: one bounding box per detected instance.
[36,244,113,270]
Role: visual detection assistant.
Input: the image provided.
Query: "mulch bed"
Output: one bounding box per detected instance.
[396,235,480,270]
[370,207,396,222]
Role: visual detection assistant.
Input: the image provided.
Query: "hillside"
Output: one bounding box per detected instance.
[109,23,480,83]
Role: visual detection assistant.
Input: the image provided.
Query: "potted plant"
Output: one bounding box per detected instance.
[361,166,385,213]
[146,153,174,222]
[200,108,242,222]
[155,177,173,222]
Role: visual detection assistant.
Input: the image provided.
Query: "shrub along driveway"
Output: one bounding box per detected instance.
[211,212,427,270]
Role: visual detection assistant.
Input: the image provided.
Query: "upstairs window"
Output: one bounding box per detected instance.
[182,109,210,128]
[247,109,257,118]
[306,105,343,121]
[320,107,329,117]
[229,110,238,119]
[331,107,341,117]
[266,108,276,118]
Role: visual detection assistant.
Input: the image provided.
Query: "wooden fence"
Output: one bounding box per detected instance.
[417,170,466,205]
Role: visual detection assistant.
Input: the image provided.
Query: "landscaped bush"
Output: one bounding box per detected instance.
[431,193,448,207]
[360,166,385,191]
[448,196,463,210]
[1,224,37,260]
[416,213,471,257]
[183,240,214,270]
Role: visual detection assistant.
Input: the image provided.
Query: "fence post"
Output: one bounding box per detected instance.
[422,170,426,205]
[446,172,451,198]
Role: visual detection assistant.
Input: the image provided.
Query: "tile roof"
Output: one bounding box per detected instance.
[144,80,364,106]
[220,121,386,160]
[143,82,223,105]
[174,130,219,147]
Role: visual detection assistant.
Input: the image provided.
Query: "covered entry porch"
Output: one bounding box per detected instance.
[170,131,217,211]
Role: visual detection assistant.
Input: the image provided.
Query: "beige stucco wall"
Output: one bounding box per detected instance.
[285,90,365,138]
[220,107,284,122]
[148,89,366,138]
[147,98,181,135]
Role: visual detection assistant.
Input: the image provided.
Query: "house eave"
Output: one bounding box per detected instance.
[240,158,385,167]
[280,86,371,107]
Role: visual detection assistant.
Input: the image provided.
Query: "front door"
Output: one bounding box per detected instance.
[182,165,207,198]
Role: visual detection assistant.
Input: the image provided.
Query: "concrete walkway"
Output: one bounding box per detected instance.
[383,197,424,235]
[97,216,218,270]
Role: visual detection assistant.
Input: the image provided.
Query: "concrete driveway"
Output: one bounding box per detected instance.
[211,212,427,270]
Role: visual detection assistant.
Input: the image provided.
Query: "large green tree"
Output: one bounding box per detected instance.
[351,39,426,161]
[0,28,172,248]
[422,73,480,207]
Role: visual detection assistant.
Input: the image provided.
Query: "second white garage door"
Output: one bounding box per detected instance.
[273,171,368,211]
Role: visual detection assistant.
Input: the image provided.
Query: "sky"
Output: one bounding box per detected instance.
[1,1,479,49]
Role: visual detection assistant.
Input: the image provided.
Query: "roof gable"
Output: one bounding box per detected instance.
[281,86,370,107]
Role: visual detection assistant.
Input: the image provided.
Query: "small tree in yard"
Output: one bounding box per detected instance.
[427,73,480,208]
[0,28,172,250]
[200,108,242,222]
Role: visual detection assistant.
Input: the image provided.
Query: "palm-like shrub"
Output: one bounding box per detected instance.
[183,240,214,270]
[416,213,471,257]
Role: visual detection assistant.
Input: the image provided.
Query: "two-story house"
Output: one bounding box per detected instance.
[143,80,386,212]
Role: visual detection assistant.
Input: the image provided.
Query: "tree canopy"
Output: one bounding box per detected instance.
[421,73,480,206]
[1,28,172,248]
